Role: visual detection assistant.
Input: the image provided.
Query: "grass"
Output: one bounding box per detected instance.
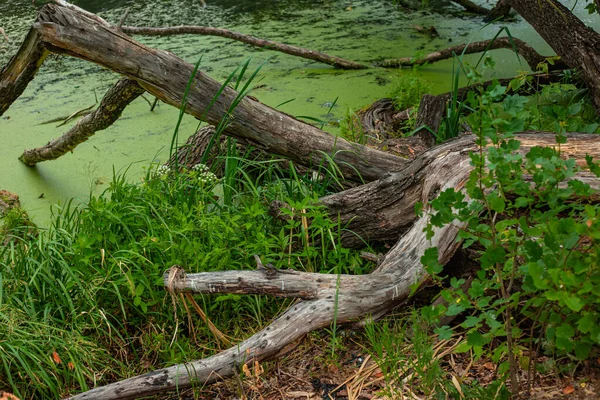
[0,140,373,397]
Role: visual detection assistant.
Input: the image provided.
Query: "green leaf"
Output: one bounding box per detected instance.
[462,315,482,328]
[488,193,505,213]
[434,325,453,340]
[555,323,575,339]
[574,342,592,360]
[421,247,443,275]
[577,313,595,334]
[467,331,491,347]
[447,303,467,316]
[564,296,583,312]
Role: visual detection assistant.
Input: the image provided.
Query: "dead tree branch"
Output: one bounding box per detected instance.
[121,25,368,70]
[70,132,600,399]
[19,78,145,166]
[1,4,402,183]
[376,37,567,70]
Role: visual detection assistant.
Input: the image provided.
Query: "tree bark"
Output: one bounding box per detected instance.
[376,37,567,70]
[70,132,600,399]
[121,25,367,70]
[507,0,600,113]
[484,0,512,22]
[2,4,404,183]
[451,0,489,14]
[19,78,145,166]
[0,29,48,116]
[317,132,600,247]
[414,94,445,146]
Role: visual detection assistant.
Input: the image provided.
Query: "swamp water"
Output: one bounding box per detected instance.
[0,0,592,224]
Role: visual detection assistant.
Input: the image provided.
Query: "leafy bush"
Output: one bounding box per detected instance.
[420,79,600,393]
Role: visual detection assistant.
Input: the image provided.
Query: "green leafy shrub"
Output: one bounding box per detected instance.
[420,80,600,393]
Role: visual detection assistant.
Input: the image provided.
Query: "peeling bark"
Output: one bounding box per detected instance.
[121,25,367,70]
[19,78,145,166]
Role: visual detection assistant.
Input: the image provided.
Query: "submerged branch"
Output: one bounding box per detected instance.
[121,25,368,70]
[376,37,567,70]
[19,78,145,166]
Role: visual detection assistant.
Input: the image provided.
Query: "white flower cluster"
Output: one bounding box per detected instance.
[155,165,171,177]
[191,163,218,186]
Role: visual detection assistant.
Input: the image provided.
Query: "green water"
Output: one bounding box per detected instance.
[0,0,595,224]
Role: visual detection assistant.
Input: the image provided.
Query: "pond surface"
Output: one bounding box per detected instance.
[0,0,595,224]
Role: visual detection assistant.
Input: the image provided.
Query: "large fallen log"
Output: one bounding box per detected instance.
[70,132,600,399]
[0,4,402,183]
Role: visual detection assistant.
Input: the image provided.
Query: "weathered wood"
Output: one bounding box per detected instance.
[69,145,469,399]
[376,37,567,71]
[0,28,48,116]
[121,25,368,70]
[414,94,446,147]
[1,4,404,183]
[74,132,600,400]
[318,133,600,248]
[19,78,145,166]
[507,0,600,113]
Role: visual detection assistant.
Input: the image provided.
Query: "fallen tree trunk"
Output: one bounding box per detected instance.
[1,4,403,183]
[121,25,368,70]
[70,132,600,399]
[19,78,145,166]
[376,37,567,70]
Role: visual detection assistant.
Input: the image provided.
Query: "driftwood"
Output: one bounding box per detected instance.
[376,37,568,70]
[70,132,600,399]
[121,25,367,70]
[2,3,600,399]
[0,4,402,183]
[19,78,145,166]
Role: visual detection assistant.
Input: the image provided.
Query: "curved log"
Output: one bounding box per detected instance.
[19,78,145,166]
[70,152,468,400]
[318,132,600,247]
[376,37,568,70]
[121,25,368,70]
[70,132,600,399]
[1,4,403,183]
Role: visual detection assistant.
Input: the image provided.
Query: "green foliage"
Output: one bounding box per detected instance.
[420,77,600,393]
[388,69,432,111]
[0,155,371,397]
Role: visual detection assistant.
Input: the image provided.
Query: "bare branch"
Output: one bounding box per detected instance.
[19,78,145,166]
[376,37,567,70]
[121,25,367,70]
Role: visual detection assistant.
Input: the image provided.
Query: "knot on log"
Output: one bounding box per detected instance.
[165,265,187,294]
